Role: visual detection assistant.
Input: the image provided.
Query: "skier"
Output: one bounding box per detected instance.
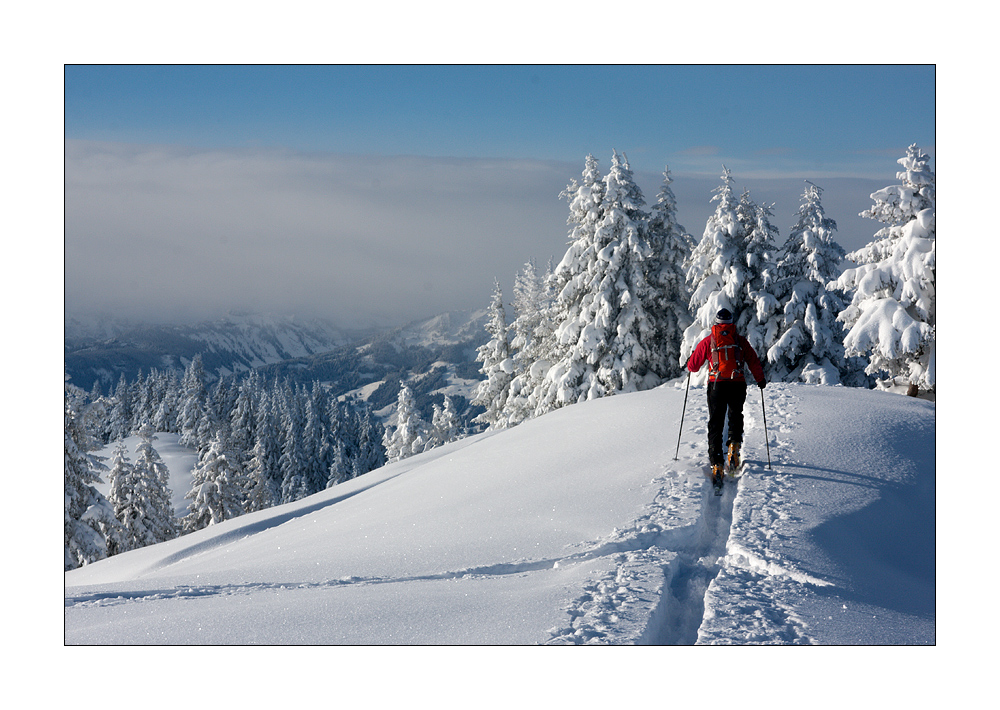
[686,308,766,489]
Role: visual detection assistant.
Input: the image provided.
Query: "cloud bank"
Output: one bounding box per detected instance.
[65,140,889,328]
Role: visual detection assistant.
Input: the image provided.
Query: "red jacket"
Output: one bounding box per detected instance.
[687,329,766,383]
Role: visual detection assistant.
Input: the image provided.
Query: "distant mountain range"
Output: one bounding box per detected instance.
[65,309,490,428]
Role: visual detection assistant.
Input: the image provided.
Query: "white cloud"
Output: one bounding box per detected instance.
[65,141,892,328]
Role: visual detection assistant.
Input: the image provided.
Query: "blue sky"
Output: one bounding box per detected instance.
[64,65,935,327]
[65,65,934,178]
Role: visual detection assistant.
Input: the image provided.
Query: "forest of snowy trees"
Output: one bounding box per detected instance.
[65,144,935,571]
[472,145,935,428]
[64,359,387,569]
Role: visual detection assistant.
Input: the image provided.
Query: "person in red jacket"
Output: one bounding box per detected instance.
[686,308,767,486]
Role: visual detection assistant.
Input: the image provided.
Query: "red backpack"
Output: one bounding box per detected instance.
[710,323,744,380]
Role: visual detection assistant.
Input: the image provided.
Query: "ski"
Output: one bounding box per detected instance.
[712,469,724,495]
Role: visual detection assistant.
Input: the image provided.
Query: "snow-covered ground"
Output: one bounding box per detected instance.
[66,381,934,647]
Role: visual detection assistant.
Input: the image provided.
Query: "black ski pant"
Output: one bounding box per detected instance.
[707,380,747,466]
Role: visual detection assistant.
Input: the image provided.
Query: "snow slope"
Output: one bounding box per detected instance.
[65,382,934,645]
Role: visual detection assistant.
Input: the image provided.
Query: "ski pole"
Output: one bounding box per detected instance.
[673,371,691,460]
[760,385,772,470]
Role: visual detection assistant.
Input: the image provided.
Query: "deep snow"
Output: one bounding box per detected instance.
[65,381,934,646]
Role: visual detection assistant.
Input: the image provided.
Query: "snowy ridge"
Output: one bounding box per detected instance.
[65,382,934,645]
[64,312,358,389]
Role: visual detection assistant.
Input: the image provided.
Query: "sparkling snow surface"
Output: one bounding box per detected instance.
[66,382,934,645]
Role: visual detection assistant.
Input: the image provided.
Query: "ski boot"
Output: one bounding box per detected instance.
[711,464,725,495]
[727,442,741,474]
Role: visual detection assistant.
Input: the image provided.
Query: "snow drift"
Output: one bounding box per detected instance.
[65,381,934,644]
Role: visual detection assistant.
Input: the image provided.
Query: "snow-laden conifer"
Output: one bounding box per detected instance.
[647,167,695,380]
[352,409,386,477]
[133,422,178,543]
[768,182,853,384]
[108,433,175,554]
[531,154,605,414]
[834,144,935,392]
[65,379,120,570]
[106,441,141,555]
[245,439,276,512]
[178,355,209,448]
[183,433,245,532]
[739,194,782,376]
[107,374,134,442]
[383,383,427,463]
[471,280,513,430]
[537,151,666,409]
[681,167,747,376]
[428,395,461,448]
[504,259,555,427]
[278,385,311,503]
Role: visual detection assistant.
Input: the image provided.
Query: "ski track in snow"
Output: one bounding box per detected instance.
[544,383,833,645]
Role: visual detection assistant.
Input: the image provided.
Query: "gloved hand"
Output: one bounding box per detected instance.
[757,380,767,389]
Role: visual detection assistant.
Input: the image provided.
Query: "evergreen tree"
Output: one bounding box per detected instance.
[536,151,666,409]
[301,392,329,495]
[278,385,310,503]
[352,409,386,477]
[768,182,853,384]
[835,144,935,392]
[326,441,351,488]
[253,384,283,503]
[532,154,606,414]
[504,259,555,427]
[471,279,513,430]
[646,167,695,380]
[65,378,121,570]
[178,355,209,448]
[681,167,748,376]
[383,383,427,463]
[428,395,461,448]
[133,422,178,543]
[228,375,258,465]
[739,195,783,376]
[245,439,276,512]
[153,372,181,433]
[107,373,134,442]
[107,441,142,555]
[183,433,244,532]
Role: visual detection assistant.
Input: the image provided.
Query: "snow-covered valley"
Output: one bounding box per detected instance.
[64,381,934,645]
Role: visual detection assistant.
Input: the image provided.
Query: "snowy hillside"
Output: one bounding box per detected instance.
[64,382,934,645]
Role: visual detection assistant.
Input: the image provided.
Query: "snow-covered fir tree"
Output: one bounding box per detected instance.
[471,279,513,430]
[252,384,283,504]
[351,409,386,478]
[183,433,245,532]
[681,167,748,375]
[178,355,209,448]
[504,258,555,427]
[278,385,311,503]
[383,383,427,463]
[768,182,855,384]
[536,151,667,409]
[65,379,121,570]
[107,432,176,555]
[106,441,143,555]
[245,439,276,512]
[738,193,783,377]
[834,144,935,392]
[107,374,134,442]
[531,154,606,415]
[133,422,178,543]
[646,167,695,380]
[428,395,461,448]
